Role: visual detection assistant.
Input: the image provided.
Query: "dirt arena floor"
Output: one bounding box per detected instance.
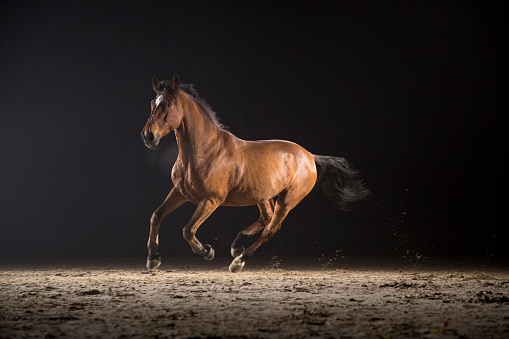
[1,256,508,338]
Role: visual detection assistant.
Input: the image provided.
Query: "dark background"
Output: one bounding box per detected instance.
[1,1,504,262]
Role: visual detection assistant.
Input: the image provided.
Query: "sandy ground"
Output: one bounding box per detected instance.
[0,256,508,338]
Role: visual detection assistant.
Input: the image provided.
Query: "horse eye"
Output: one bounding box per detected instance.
[167,102,173,107]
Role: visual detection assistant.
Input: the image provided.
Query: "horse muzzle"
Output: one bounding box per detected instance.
[141,131,161,149]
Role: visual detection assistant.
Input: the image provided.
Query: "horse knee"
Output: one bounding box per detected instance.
[151,211,162,225]
[182,227,194,242]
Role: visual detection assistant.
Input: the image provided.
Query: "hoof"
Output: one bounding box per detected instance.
[231,245,245,257]
[229,255,245,273]
[203,244,215,260]
[146,255,161,269]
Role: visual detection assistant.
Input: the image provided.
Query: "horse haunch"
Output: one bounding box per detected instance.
[218,140,317,207]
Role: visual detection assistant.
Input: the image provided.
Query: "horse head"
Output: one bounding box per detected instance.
[141,74,183,148]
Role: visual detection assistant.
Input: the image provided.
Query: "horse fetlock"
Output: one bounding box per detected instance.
[232,233,249,249]
[231,245,245,257]
[229,255,245,273]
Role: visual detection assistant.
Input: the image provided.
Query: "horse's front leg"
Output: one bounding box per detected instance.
[147,188,187,269]
[182,198,220,260]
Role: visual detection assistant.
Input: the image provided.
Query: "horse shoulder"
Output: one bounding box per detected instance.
[170,157,186,192]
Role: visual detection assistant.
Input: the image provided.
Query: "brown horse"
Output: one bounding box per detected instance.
[141,74,369,272]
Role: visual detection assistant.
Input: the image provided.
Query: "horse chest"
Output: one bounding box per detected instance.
[172,162,229,203]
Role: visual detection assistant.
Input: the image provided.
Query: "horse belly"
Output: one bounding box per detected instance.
[222,188,277,207]
[222,182,279,206]
[222,154,294,206]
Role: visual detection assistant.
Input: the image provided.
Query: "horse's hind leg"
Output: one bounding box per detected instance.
[147,188,187,269]
[229,201,290,272]
[229,171,316,273]
[231,199,275,257]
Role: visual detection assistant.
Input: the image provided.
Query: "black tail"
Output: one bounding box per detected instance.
[313,155,370,210]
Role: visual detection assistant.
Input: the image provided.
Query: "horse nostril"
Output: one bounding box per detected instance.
[146,132,155,143]
[142,131,155,144]
[142,130,159,148]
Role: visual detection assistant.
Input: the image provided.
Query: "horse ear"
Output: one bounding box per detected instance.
[152,75,161,92]
[171,74,181,91]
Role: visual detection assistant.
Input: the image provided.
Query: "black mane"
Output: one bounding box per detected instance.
[160,80,225,129]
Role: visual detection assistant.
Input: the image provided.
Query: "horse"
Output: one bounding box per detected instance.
[141,74,369,272]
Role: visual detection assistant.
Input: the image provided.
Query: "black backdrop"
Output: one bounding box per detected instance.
[1,1,504,262]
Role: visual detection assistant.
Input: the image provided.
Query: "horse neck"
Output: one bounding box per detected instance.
[174,93,224,162]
